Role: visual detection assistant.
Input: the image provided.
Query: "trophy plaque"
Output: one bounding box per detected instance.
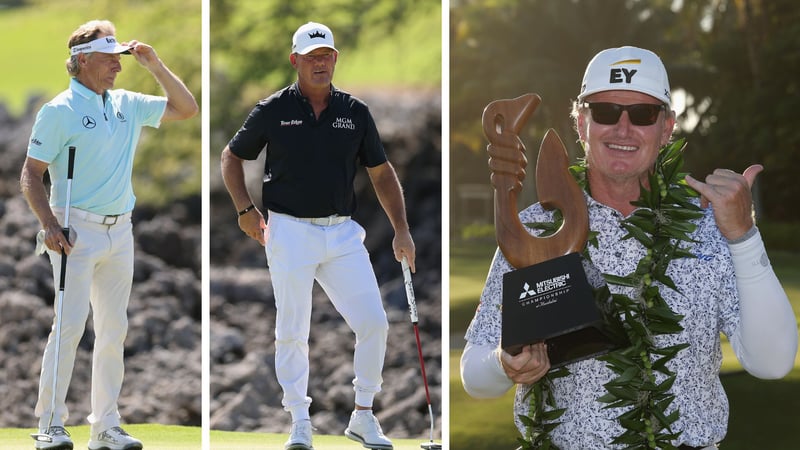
[482,94,628,368]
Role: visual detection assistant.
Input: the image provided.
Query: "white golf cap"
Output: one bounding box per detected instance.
[292,22,337,55]
[70,35,131,56]
[578,46,671,107]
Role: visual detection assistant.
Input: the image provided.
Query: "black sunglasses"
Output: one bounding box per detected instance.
[583,102,666,126]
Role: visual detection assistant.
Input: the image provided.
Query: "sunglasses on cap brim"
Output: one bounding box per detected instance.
[583,102,667,126]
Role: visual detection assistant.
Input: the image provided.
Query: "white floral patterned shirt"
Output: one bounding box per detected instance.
[465,195,738,448]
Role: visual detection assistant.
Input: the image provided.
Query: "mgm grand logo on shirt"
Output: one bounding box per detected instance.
[332,117,355,130]
[518,272,573,308]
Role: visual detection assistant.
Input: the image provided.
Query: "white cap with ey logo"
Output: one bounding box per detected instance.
[70,35,131,56]
[578,46,671,107]
[292,22,337,55]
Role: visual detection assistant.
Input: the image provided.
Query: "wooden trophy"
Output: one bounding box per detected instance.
[483,94,626,368]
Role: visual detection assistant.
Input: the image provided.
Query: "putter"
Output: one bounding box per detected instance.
[401,256,442,450]
[31,146,76,444]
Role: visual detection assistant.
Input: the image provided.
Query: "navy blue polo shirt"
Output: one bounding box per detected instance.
[228,83,388,218]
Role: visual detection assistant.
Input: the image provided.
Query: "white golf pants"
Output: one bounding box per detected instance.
[36,208,134,436]
[265,212,389,415]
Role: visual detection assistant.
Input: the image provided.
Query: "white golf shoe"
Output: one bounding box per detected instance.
[33,426,73,450]
[344,410,393,450]
[285,419,314,450]
[87,426,143,450]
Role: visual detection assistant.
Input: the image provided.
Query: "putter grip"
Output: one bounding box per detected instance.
[401,257,419,323]
[401,258,414,301]
[67,146,76,179]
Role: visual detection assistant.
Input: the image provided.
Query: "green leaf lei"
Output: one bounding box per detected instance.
[518,139,702,449]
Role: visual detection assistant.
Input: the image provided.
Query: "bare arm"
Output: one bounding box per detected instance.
[126,41,198,122]
[20,157,73,254]
[366,161,416,271]
[220,145,265,245]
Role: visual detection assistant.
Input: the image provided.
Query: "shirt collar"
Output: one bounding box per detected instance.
[585,191,660,224]
[70,78,106,101]
[585,192,631,219]
[291,81,337,99]
[585,193,605,210]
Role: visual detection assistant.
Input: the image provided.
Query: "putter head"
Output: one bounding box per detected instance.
[420,442,442,450]
[30,432,54,443]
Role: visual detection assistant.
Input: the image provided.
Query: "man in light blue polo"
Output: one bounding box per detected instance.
[20,19,197,450]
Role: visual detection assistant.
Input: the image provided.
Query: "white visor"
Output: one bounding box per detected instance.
[70,36,131,56]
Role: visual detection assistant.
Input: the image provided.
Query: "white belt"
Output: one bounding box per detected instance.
[55,207,131,226]
[296,215,350,226]
[271,211,349,226]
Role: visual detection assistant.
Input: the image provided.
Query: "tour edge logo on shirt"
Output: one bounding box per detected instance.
[280,119,303,127]
[332,117,355,130]
[518,273,572,308]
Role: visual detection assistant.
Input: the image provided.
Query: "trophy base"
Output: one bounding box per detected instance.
[546,324,622,368]
[501,253,629,369]
[503,323,621,368]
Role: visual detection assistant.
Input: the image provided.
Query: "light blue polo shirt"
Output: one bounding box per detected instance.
[27,78,167,215]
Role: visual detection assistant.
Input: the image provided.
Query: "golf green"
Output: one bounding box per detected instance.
[0,424,441,449]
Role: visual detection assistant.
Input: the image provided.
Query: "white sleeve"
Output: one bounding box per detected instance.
[460,341,515,398]
[728,228,798,379]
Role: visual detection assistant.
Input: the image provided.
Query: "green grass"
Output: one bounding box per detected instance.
[0,1,202,207]
[450,237,800,449]
[450,352,520,450]
[0,2,86,115]
[450,237,497,334]
[0,0,185,116]
[0,0,440,117]
[0,424,199,450]
[0,425,435,449]
[335,1,441,89]
[210,430,436,449]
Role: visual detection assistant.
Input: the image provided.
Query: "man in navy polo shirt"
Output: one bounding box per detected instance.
[220,22,415,450]
[21,19,197,450]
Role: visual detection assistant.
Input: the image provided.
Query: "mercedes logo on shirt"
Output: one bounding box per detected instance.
[82,115,97,129]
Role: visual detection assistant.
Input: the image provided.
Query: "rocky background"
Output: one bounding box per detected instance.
[0,90,442,440]
[0,96,203,429]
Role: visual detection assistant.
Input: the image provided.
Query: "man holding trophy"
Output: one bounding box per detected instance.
[460,46,797,449]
